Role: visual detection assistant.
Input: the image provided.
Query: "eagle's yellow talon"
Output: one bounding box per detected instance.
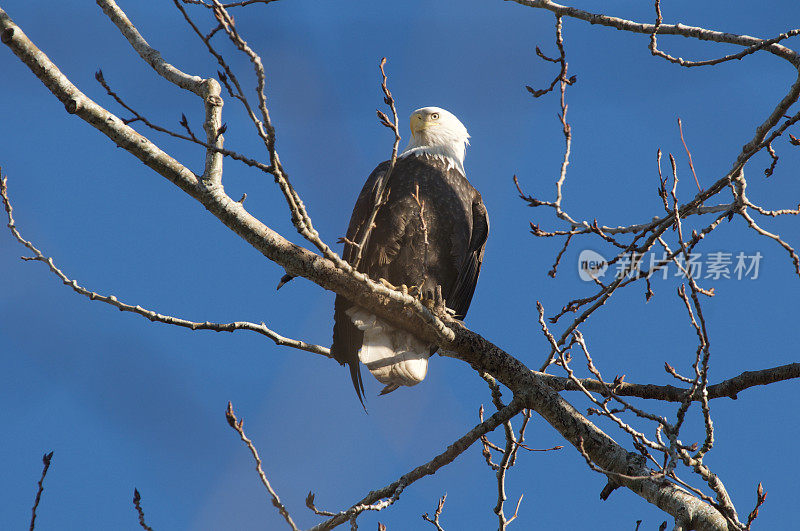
[378,277,398,290]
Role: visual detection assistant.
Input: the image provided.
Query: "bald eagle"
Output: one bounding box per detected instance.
[331,107,489,405]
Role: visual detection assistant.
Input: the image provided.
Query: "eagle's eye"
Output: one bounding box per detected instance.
[430,112,439,120]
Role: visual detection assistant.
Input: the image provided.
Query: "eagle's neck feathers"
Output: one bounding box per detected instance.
[400,144,466,175]
[400,125,469,176]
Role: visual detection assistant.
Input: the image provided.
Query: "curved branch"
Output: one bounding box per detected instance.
[30,451,53,531]
[226,403,300,531]
[649,0,800,68]
[533,363,800,402]
[509,0,800,65]
[96,0,206,95]
[0,173,331,358]
[132,489,154,531]
[309,396,525,530]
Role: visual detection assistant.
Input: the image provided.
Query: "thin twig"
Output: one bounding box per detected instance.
[0,171,332,358]
[745,483,767,530]
[677,118,702,192]
[29,451,53,531]
[421,493,447,531]
[96,61,271,174]
[182,0,279,7]
[133,489,154,531]
[511,0,799,63]
[308,396,525,530]
[350,57,401,270]
[649,0,800,68]
[306,492,337,517]
[226,402,299,531]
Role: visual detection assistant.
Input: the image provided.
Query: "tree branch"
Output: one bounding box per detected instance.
[0,171,331,358]
[226,403,299,531]
[132,489,154,531]
[648,0,800,68]
[308,396,525,530]
[29,451,53,531]
[533,363,800,402]
[508,0,800,65]
[421,493,447,531]
[96,0,206,95]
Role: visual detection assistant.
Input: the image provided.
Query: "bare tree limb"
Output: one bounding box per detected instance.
[132,489,154,531]
[181,0,279,8]
[421,493,447,531]
[97,0,206,95]
[308,396,526,530]
[29,451,53,531]
[226,402,299,531]
[649,0,800,68]
[509,0,800,64]
[532,363,800,402]
[745,483,767,530]
[0,171,331,358]
[96,69,272,172]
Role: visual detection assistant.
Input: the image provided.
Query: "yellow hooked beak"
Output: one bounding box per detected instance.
[409,113,438,138]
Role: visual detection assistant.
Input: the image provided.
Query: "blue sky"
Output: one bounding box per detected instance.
[1,1,799,529]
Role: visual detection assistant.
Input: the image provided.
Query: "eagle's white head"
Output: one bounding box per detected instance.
[400,106,470,175]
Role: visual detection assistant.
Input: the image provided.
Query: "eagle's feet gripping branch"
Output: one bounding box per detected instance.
[377,279,454,317]
[421,285,453,316]
[377,278,423,299]
[377,277,399,291]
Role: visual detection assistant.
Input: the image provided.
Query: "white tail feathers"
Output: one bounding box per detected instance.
[346,308,431,389]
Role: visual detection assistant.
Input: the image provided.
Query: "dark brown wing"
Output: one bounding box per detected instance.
[447,195,489,319]
[331,162,390,407]
[341,162,391,264]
